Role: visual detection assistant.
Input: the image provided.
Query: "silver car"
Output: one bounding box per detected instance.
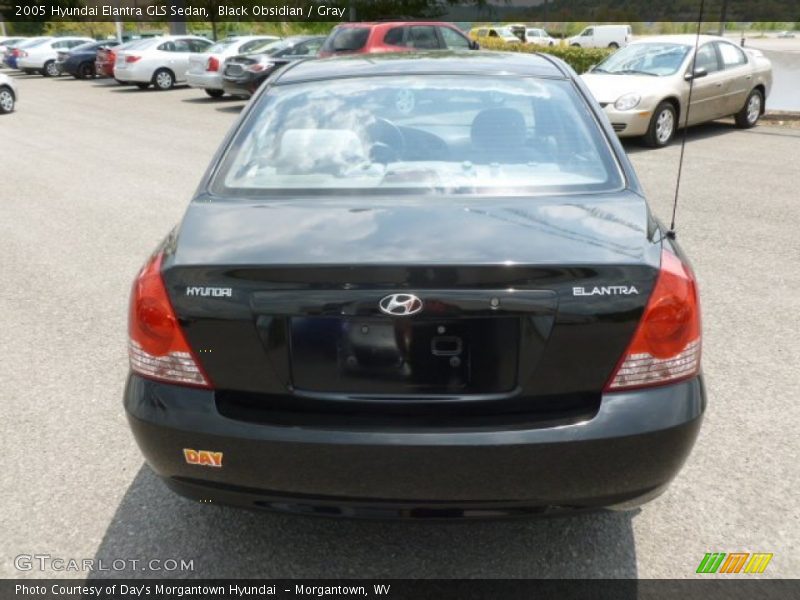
[0,72,17,114]
[581,35,773,147]
[114,35,212,90]
[186,35,280,98]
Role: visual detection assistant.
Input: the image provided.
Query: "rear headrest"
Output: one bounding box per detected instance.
[471,108,527,151]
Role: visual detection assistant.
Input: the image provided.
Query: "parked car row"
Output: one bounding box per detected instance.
[1,28,773,149]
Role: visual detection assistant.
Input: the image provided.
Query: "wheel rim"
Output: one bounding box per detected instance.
[656,109,675,144]
[156,72,172,89]
[0,90,13,112]
[81,65,92,77]
[46,62,58,76]
[747,94,761,123]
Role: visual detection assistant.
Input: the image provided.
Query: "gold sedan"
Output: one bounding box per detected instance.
[581,35,773,147]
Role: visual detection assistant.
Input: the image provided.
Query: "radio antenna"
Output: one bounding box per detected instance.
[668,0,706,239]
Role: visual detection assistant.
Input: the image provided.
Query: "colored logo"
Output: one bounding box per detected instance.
[183,448,224,467]
[696,552,773,574]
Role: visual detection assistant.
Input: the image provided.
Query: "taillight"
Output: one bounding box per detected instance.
[604,249,701,391]
[125,55,141,63]
[206,56,219,71]
[128,252,211,388]
[246,63,266,73]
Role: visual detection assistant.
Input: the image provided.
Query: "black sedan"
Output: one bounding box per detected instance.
[59,40,120,79]
[221,35,325,98]
[125,52,705,518]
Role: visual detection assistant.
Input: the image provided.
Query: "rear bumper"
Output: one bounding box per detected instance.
[187,71,222,90]
[113,63,153,83]
[124,374,705,518]
[222,76,255,98]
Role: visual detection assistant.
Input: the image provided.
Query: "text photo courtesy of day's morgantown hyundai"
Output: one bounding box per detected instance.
[1,0,798,598]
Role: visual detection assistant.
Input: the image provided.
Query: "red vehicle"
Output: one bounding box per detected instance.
[318,22,478,57]
[95,45,118,78]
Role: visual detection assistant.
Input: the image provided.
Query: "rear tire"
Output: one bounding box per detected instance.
[42,60,59,77]
[78,62,94,79]
[643,101,677,148]
[734,89,763,128]
[608,42,620,49]
[136,83,150,90]
[153,68,175,91]
[205,88,225,98]
[0,86,15,114]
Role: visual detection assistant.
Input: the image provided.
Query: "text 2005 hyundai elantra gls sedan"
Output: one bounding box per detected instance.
[125,52,704,518]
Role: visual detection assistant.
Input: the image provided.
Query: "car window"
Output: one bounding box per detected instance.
[439,27,470,49]
[582,28,594,37]
[67,40,88,48]
[408,26,440,50]
[209,39,238,54]
[187,39,211,52]
[214,75,623,198]
[52,41,71,49]
[477,29,488,37]
[71,42,98,53]
[716,42,747,68]
[284,41,319,56]
[321,27,370,53]
[239,39,269,53]
[694,43,721,73]
[383,27,407,47]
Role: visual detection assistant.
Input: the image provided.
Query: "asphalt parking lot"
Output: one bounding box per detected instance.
[1,74,798,579]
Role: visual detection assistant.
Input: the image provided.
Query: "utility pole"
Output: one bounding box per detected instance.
[719,0,729,36]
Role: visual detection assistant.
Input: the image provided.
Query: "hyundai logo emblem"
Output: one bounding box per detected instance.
[379,293,423,316]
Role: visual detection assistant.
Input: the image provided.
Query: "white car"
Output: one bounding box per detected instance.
[17,37,94,76]
[0,72,17,114]
[114,35,213,90]
[776,31,796,39]
[569,24,633,49]
[0,37,27,56]
[186,35,279,98]
[525,28,556,46]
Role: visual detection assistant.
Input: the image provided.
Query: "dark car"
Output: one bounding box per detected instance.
[125,52,704,518]
[59,40,120,79]
[221,35,325,98]
[318,21,478,57]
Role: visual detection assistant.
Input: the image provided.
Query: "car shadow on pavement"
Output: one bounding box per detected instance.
[91,465,639,579]
[216,104,246,114]
[181,96,242,105]
[621,120,752,154]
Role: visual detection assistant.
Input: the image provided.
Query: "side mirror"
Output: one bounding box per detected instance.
[469,40,480,50]
[685,67,708,81]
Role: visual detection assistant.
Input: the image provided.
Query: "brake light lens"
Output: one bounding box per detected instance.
[206,56,219,71]
[604,250,701,391]
[125,55,141,63]
[128,252,211,388]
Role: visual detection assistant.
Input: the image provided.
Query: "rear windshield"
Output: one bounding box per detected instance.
[212,75,622,198]
[70,42,99,53]
[320,27,370,53]
[208,39,239,53]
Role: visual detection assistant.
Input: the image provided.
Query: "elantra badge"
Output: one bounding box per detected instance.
[379,293,423,316]
[573,286,639,296]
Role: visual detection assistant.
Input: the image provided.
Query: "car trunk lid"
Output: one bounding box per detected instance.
[163,193,660,409]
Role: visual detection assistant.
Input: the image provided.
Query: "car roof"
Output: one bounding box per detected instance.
[275,51,565,84]
[631,34,724,46]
